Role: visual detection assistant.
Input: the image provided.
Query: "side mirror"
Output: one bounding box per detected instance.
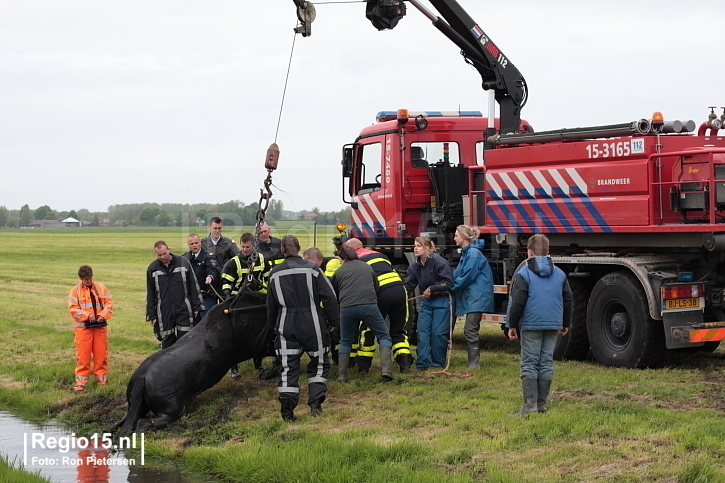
[342,147,353,177]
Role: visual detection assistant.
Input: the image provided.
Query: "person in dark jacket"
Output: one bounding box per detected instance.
[267,235,340,422]
[201,217,239,269]
[404,236,454,371]
[505,234,572,415]
[183,233,222,320]
[451,225,494,368]
[331,246,393,383]
[256,222,284,269]
[146,240,204,349]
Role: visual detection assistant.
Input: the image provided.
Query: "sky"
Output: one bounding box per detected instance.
[2,1,724,214]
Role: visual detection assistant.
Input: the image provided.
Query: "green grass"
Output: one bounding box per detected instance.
[0,455,51,483]
[0,227,724,482]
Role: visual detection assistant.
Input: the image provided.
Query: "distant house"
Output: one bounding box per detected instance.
[303,212,318,220]
[114,220,129,227]
[28,220,65,229]
[99,217,110,227]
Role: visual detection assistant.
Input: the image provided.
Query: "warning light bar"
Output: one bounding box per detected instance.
[376,110,483,122]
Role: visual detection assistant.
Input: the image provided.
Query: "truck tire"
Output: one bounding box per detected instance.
[553,278,590,361]
[586,272,666,368]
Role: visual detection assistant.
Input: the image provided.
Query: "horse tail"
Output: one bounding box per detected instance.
[118,377,145,438]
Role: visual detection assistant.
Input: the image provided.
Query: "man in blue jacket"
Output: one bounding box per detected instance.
[505,234,572,415]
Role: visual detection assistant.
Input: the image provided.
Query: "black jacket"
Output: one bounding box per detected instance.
[182,250,221,296]
[267,255,340,331]
[146,254,204,325]
[201,235,239,269]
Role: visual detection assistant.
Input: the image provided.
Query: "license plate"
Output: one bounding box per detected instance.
[665,298,700,309]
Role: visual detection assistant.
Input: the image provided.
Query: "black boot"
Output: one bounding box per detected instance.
[537,379,552,413]
[517,378,539,415]
[396,353,414,374]
[380,346,393,381]
[309,401,323,417]
[337,353,349,383]
[280,399,297,422]
[466,342,480,369]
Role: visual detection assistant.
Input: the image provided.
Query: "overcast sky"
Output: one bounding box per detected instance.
[2,1,724,214]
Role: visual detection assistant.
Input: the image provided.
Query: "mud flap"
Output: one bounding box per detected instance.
[662,310,705,349]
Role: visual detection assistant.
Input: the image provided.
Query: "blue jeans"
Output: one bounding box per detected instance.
[339,304,392,354]
[519,330,558,380]
[196,295,218,325]
[416,297,452,368]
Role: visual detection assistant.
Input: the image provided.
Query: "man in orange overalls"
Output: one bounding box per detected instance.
[67,265,113,392]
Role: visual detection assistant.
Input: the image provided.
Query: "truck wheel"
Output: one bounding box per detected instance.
[586,272,665,368]
[553,279,590,361]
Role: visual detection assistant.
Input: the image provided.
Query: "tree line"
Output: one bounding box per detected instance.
[0,201,350,228]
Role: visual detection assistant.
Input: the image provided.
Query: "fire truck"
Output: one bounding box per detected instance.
[292,0,725,368]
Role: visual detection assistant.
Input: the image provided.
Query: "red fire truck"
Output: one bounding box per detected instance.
[293,0,725,367]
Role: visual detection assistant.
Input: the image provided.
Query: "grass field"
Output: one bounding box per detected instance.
[0,227,724,482]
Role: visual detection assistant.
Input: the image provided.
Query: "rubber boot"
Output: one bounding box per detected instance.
[309,401,323,417]
[466,342,480,369]
[396,353,414,374]
[380,346,394,381]
[337,353,349,383]
[280,399,297,422]
[516,378,539,415]
[537,379,553,413]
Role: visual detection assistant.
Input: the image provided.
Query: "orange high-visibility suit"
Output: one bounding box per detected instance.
[68,281,113,388]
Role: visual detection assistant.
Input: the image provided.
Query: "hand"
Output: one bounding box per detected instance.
[193,311,199,317]
[507,328,519,340]
[96,316,105,324]
[422,288,432,299]
[559,327,570,336]
[149,319,157,326]
[205,276,213,285]
[88,315,97,323]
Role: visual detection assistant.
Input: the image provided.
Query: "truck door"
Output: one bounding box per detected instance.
[349,141,386,238]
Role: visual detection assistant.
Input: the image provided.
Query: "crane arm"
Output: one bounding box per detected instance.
[292,0,527,134]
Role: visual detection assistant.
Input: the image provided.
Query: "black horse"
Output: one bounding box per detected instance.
[113,291,272,436]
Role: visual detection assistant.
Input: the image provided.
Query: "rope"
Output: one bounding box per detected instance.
[430,293,472,378]
[274,30,298,144]
[408,291,472,378]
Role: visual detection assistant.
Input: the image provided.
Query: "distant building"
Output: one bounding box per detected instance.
[114,220,129,227]
[99,217,110,226]
[62,217,80,227]
[28,220,65,229]
[303,212,318,220]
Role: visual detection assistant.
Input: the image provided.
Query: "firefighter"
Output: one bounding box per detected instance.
[222,232,272,378]
[67,265,113,391]
[303,247,344,364]
[256,222,284,269]
[345,238,415,373]
[221,233,271,298]
[146,240,204,349]
[267,235,339,422]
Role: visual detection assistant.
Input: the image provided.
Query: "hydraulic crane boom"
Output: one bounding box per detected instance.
[293,0,527,135]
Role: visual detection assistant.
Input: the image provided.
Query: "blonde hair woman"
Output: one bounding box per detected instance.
[451,225,494,368]
[403,237,454,371]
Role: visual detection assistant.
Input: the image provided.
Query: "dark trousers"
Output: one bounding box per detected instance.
[276,321,331,409]
[356,285,411,370]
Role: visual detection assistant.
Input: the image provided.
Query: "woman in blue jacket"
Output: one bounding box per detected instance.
[404,236,454,371]
[451,225,494,368]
